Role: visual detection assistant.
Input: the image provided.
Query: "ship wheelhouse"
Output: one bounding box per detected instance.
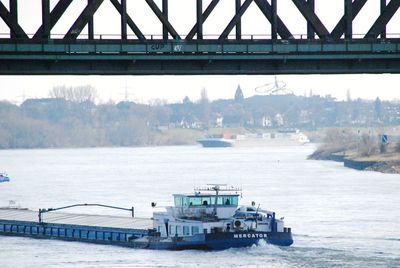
[153,185,243,238]
[173,194,239,207]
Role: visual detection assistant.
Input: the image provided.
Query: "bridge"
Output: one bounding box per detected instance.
[1,0,400,75]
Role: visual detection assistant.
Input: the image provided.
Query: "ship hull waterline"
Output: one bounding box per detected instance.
[0,219,293,250]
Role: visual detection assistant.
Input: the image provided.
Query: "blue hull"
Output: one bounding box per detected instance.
[173,231,293,250]
[0,218,293,250]
[196,138,233,147]
[0,177,10,183]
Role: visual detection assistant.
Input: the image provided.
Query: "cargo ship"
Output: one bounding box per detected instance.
[235,129,310,147]
[196,137,234,147]
[0,185,293,250]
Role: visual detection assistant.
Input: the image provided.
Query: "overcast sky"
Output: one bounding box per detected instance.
[1,0,400,104]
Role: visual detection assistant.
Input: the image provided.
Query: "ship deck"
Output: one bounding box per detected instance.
[0,208,153,230]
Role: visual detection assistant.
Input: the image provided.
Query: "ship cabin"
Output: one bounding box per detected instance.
[152,188,242,238]
[173,192,239,219]
[174,193,239,207]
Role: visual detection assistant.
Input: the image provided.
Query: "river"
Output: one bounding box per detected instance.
[0,145,399,267]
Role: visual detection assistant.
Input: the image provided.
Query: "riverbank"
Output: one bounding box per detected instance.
[309,147,400,174]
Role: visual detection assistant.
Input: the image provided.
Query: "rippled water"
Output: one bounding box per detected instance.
[0,145,399,268]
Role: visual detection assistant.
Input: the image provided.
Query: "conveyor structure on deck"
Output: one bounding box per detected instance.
[0,208,156,248]
[0,208,152,229]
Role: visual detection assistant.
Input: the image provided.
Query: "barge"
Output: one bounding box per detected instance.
[0,185,293,250]
[196,137,234,148]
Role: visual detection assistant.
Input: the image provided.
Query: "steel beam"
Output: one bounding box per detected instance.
[345,0,353,39]
[271,0,277,40]
[0,1,27,39]
[41,0,50,40]
[145,0,180,40]
[365,0,400,39]
[186,0,220,40]
[88,0,94,40]
[109,0,145,40]
[196,0,203,39]
[292,0,330,39]
[219,0,253,40]
[236,0,242,40]
[381,0,387,38]
[121,0,127,40]
[162,0,168,40]
[64,0,104,40]
[254,0,293,39]
[1,40,400,75]
[330,0,367,39]
[10,0,17,39]
[2,57,400,75]
[307,0,314,39]
[33,0,73,40]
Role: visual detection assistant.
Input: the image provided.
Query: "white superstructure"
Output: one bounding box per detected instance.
[152,185,285,238]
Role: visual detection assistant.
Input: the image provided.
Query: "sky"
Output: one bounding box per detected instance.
[1,0,400,104]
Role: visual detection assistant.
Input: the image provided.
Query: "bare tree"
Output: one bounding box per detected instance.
[49,85,97,103]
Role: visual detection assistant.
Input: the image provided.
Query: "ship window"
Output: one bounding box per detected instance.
[201,197,211,206]
[188,197,202,206]
[210,196,224,205]
[230,196,238,205]
[176,225,181,236]
[174,197,182,207]
[183,226,190,236]
[191,226,199,235]
[187,196,238,206]
[183,197,189,206]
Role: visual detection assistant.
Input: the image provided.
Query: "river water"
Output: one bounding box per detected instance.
[0,145,399,268]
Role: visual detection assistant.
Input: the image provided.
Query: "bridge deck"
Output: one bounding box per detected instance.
[1,39,400,74]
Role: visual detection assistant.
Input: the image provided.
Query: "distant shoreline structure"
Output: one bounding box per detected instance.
[197,129,310,148]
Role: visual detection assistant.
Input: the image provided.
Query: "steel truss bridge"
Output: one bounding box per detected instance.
[1,0,400,75]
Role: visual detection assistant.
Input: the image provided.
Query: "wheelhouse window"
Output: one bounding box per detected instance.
[191,226,199,235]
[174,196,189,207]
[180,195,239,207]
[224,195,238,206]
[183,226,190,236]
[174,197,182,207]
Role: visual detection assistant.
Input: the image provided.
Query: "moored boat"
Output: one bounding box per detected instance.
[0,173,10,183]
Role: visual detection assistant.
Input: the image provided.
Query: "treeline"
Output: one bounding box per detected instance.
[0,98,176,149]
[1,85,400,149]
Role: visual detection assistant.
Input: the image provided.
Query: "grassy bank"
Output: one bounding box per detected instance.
[308,128,400,174]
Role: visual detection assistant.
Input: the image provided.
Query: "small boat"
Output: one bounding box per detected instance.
[197,136,234,147]
[0,173,10,183]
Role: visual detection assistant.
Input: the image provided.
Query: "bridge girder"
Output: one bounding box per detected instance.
[1,39,400,75]
[1,0,400,41]
[1,0,400,75]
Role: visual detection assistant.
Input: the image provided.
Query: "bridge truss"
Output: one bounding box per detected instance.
[1,0,400,75]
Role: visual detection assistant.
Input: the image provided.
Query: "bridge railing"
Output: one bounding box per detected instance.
[2,32,400,42]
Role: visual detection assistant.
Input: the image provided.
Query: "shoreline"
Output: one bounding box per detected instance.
[309,151,400,174]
